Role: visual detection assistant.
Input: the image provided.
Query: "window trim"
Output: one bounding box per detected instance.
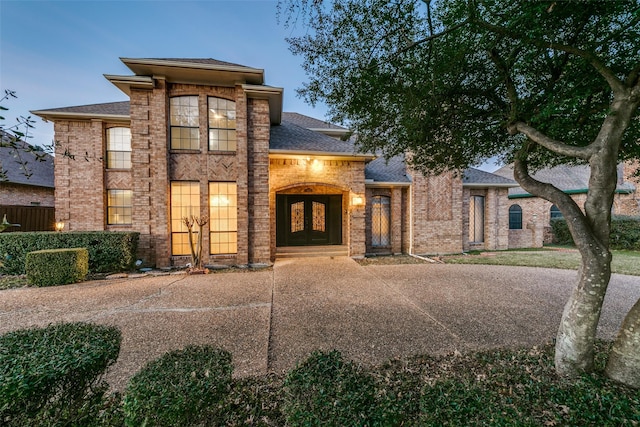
[209,181,238,255]
[170,96,200,151]
[105,127,132,169]
[207,97,237,152]
[170,181,201,256]
[106,189,133,225]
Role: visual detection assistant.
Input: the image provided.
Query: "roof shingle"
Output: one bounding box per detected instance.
[0,130,54,188]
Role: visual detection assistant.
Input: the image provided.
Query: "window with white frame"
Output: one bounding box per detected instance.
[106,127,131,169]
[107,189,132,224]
[170,96,199,150]
[208,97,236,151]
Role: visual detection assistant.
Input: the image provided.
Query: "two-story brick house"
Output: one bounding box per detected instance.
[33,58,516,268]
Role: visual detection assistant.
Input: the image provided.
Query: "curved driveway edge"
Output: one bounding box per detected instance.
[1,257,638,390]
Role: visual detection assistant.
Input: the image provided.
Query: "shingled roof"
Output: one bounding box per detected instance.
[0,130,54,188]
[32,101,130,118]
[270,118,366,156]
[365,155,411,184]
[139,58,252,68]
[494,164,636,197]
[282,112,347,131]
[364,154,517,186]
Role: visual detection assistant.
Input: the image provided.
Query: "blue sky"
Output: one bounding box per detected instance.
[1,0,324,147]
[1,0,500,171]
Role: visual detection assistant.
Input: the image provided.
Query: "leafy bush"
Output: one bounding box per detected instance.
[123,346,233,427]
[551,215,640,250]
[0,231,139,275]
[0,322,121,426]
[26,247,89,286]
[283,350,385,426]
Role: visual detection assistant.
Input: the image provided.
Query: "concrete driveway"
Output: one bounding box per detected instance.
[1,257,639,390]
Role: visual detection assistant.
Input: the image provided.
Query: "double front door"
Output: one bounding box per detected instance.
[276,195,342,246]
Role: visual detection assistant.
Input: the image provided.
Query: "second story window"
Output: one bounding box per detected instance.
[170,96,199,150]
[208,97,236,151]
[106,127,131,169]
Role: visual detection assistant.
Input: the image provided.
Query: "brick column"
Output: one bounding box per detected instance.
[391,187,402,254]
[247,98,271,265]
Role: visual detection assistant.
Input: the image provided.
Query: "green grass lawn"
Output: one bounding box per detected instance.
[443,248,640,276]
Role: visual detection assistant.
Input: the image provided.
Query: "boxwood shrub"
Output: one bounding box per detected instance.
[0,231,139,275]
[283,350,385,426]
[26,248,89,287]
[551,215,640,250]
[0,322,121,426]
[123,346,233,427]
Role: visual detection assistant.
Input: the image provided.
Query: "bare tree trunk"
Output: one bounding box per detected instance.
[555,248,612,374]
[513,154,613,376]
[606,298,640,388]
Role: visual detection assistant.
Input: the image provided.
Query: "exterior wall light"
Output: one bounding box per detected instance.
[55,221,65,232]
[351,195,365,206]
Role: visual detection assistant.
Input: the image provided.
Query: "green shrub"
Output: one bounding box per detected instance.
[0,231,139,275]
[283,350,384,426]
[551,215,640,250]
[123,346,233,427]
[26,248,89,287]
[0,322,121,426]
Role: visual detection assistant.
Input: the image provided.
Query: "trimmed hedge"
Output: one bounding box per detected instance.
[283,350,386,426]
[123,346,233,427]
[0,322,121,426]
[0,231,139,275]
[551,215,640,250]
[26,248,89,287]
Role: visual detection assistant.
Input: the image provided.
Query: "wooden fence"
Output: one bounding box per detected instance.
[0,205,55,232]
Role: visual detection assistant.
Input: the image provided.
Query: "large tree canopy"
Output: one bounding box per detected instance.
[283,0,640,387]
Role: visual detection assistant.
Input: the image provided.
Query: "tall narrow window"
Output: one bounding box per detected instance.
[107,189,132,224]
[209,182,237,254]
[371,195,391,247]
[509,204,523,230]
[171,182,200,255]
[469,195,485,243]
[208,97,236,151]
[106,127,131,169]
[550,204,563,221]
[170,96,199,150]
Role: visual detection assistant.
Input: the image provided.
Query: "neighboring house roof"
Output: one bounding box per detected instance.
[270,118,372,159]
[0,130,54,188]
[494,164,636,198]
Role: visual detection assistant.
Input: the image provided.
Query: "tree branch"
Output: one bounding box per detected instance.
[473,19,627,94]
[488,48,518,122]
[509,121,595,160]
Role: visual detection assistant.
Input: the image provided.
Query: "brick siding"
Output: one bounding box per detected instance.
[0,183,54,207]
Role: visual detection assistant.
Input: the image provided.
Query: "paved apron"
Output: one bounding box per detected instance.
[1,257,639,390]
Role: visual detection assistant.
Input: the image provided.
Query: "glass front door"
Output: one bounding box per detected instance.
[276,195,342,246]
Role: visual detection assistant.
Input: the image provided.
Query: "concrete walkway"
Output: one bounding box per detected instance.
[1,257,639,390]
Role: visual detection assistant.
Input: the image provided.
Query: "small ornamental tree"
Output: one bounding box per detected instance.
[182,215,209,270]
[282,0,640,387]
